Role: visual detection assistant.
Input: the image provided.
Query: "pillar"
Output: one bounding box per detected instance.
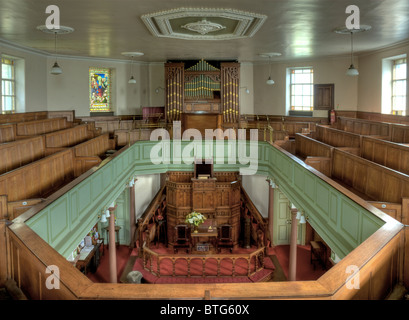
[108,206,117,283]
[129,181,136,249]
[267,179,276,247]
[288,208,298,281]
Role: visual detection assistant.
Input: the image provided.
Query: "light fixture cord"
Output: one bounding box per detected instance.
[54,32,58,61]
[350,31,354,65]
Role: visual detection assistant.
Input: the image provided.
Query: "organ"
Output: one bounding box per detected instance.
[165,59,240,135]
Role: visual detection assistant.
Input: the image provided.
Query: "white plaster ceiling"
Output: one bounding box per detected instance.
[0,0,408,63]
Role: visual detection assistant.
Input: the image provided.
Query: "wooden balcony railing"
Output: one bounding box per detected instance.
[142,246,265,278]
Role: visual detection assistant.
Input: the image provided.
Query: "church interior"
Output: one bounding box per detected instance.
[1,0,409,301]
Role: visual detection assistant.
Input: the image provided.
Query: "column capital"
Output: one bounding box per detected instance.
[266,176,277,188]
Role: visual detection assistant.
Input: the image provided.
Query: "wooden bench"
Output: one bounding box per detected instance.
[314,125,362,149]
[0,136,46,175]
[390,123,409,143]
[334,116,391,138]
[16,117,71,137]
[73,133,112,158]
[0,111,48,125]
[331,148,409,205]
[361,136,409,176]
[45,124,95,149]
[0,124,16,143]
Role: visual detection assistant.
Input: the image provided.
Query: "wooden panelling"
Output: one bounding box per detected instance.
[0,136,46,174]
[47,110,76,123]
[361,136,409,175]
[335,116,390,137]
[305,157,332,177]
[332,149,409,204]
[315,125,361,148]
[0,149,75,202]
[114,129,153,146]
[16,118,70,136]
[0,124,16,143]
[295,133,333,160]
[0,111,48,125]
[73,133,110,158]
[390,124,409,143]
[45,124,92,148]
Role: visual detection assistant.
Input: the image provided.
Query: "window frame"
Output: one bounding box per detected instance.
[391,58,406,116]
[289,67,314,112]
[1,57,16,114]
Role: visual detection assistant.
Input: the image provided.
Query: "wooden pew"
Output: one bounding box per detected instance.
[45,124,95,149]
[334,116,391,138]
[313,125,361,156]
[389,123,409,143]
[73,133,111,158]
[16,117,71,137]
[361,136,409,176]
[0,124,16,143]
[331,148,409,223]
[0,136,46,175]
[114,129,153,147]
[294,133,333,176]
[0,111,48,125]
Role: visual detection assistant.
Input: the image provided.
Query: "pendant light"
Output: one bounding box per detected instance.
[266,55,275,85]
[128,55,137,84]
[50,31,62,75]
[346,31,359,76]
[122,52,144,84]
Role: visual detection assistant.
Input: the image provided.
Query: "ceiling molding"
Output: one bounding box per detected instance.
[141,7,267,40]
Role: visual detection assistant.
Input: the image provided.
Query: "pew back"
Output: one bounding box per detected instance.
[0,111,48,125]
[73,133,110,158]
[0,136,46,175]
[390,123,409,143]
[315,125,361,148]
[16,118,69,136]
[0,149,74,202]
[295,133,333,159]
[0,124,16,143]
[332,148,409,204]
[361,136,409,175]
[335,116,390,137]
[45,124,90,148]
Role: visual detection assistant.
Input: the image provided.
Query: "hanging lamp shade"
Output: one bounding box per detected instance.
[105,209,110,218]
[100,213,107,223]
[296,211,301,220]
[300,215,306,224]
[346,64,359,76]
[128,76,137,84]
[50,61,62,75]
[266,76,275,85]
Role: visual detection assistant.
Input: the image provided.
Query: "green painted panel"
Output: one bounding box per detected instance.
[25,140,386,261]
[49,198,69,244]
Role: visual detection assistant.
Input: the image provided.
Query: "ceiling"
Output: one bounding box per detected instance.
[0,0,409,63]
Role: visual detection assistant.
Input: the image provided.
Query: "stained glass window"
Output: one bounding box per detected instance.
[89,67,111,112]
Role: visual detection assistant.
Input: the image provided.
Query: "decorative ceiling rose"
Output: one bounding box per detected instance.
[181,19,226,35]
[37,25,75,34]
[141,8,267,40]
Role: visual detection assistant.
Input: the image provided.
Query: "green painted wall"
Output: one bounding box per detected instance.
[26,140,385,260]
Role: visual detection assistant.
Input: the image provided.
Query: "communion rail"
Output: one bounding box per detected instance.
[142,245,265,278]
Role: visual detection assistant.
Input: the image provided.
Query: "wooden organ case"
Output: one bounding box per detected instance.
[165,171,241,250]
[165,60,240,135]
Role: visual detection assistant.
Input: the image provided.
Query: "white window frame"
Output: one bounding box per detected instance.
[288,67,314,113]
[391,58,406,116]
[1,57,16,113]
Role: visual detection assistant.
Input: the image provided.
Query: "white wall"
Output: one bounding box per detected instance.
[46,56,151,117]
[357,42,409,113]
[253,56,358,115]
[0,43,48,112]
[133,174,162,220]
[241,174,269,218]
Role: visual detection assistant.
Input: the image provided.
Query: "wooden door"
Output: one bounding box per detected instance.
[314,84,334,110]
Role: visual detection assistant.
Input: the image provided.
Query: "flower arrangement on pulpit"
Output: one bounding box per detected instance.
[185,211,206,233]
